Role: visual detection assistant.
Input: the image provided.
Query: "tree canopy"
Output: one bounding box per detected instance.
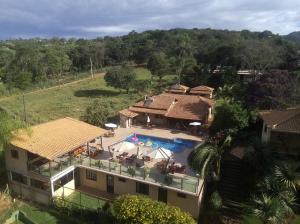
[104,67,137,93]
[113,194,196,224]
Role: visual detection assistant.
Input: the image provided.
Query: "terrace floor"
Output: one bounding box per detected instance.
[102,125,204,150]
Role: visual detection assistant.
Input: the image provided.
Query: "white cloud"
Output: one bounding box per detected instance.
[0,0,300,38]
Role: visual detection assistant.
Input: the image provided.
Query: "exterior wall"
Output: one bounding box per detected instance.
[5,146,29,176]
[120,114,132,128]
[79,167,201,218]
[9,181,51,205]
[135,114,167,126]
[270,131,300,155]
[79,168,107,191]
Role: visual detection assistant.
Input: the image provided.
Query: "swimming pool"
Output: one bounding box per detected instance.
[125,134,196,153]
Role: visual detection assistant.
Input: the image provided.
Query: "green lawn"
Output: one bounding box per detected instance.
[18,202,89,224]
[0,68,161,125]
[65,191,107,210]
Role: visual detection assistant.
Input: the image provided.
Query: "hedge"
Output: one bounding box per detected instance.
[113,194,196,224]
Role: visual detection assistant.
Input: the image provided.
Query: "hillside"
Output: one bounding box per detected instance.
[284,31,300,44]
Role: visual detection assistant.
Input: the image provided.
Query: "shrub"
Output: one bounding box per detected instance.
[81,100,115,127]
[113,194,196,224]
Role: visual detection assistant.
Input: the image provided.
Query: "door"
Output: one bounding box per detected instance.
[106,175,114,194]
[158,187,167,203]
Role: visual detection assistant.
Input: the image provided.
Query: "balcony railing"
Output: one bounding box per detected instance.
[29,155,200,194]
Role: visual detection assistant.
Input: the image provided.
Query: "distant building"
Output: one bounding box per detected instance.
[259,108,300,155]
[212,66,233,74]
[237,70,262,83]
[166,84,190,94]
[189,85,214,99]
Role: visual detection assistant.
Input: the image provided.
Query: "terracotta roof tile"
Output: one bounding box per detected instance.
[259,108,300,133]
[119,109,139,118]
[10,117,106,160]
[189,85,214,94]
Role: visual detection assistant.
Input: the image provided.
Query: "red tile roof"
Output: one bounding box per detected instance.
[259,108,300,133]
[189,85,214,94]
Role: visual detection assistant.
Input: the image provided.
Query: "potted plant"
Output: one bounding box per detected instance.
[164,175,173,185]
[127,167,136,177]
[143,167,150,179]
[95,160,103,168]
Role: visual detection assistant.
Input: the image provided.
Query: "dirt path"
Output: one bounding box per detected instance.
[0,72,105,102]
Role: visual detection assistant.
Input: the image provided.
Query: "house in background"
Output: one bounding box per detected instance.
[119,93,214,130]
[237,70,262,83]
[189,85,214,99]
[166,84,190,94]
[259,108,300,155]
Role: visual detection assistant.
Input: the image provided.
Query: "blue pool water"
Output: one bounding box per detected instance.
[125,134,196,153]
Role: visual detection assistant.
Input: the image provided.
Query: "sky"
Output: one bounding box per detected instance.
[0,0,300,39]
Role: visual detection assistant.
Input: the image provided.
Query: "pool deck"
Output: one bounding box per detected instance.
[102,125,204,150]
[100,126,204,176]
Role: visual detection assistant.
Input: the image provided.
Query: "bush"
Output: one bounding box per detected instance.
[113,194,196,224]
[81,100,116,127]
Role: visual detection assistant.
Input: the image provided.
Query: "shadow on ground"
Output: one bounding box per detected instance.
[74,89,119,98]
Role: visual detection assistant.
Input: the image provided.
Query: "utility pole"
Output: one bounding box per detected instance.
[22,93,27,122]
[90,56,94,79]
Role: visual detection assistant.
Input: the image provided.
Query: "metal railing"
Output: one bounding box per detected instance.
[29,156,200,194]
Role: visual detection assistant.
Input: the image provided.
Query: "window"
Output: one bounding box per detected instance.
[177,192,186,198]
[11,171,27,185]
[136,182,149,195]
[31,178,48,190]
[11,149,19,159]
[118,177,126,182]
[86,170,97,181]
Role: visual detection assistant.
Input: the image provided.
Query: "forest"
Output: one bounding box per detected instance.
[0,28,300,94]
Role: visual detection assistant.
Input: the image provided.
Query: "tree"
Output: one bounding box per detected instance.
[188,134,232,179]
[210,98,250,136]
[0,111,27,149]
[147,51,169,83]
[241,39,282,72]
[81,100,115,127]
[12,71,33,90]
[246,194,287,224]
[113,195,196,224]
[104,67,137,93]
[246,70,296,109]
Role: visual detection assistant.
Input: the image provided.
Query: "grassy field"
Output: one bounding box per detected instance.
[0,68,160,125]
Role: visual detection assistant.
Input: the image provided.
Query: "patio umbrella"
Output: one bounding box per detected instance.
[147,147,172,159]
[105,123,117,128]
[189,122,201,126]
[115,142,135,153]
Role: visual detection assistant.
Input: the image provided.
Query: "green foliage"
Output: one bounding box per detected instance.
[113,194,196,224]
[209,191,222,211]
[246,70,297,109]
[147,51,169,80]
[0,111,27,148]
[246,194,288,224]
[188,135,232,179]
[210,98,250,135]
[12,71,33,90]
[127,166,136,177]
[104,67,137,93]
[81,100,116,127]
